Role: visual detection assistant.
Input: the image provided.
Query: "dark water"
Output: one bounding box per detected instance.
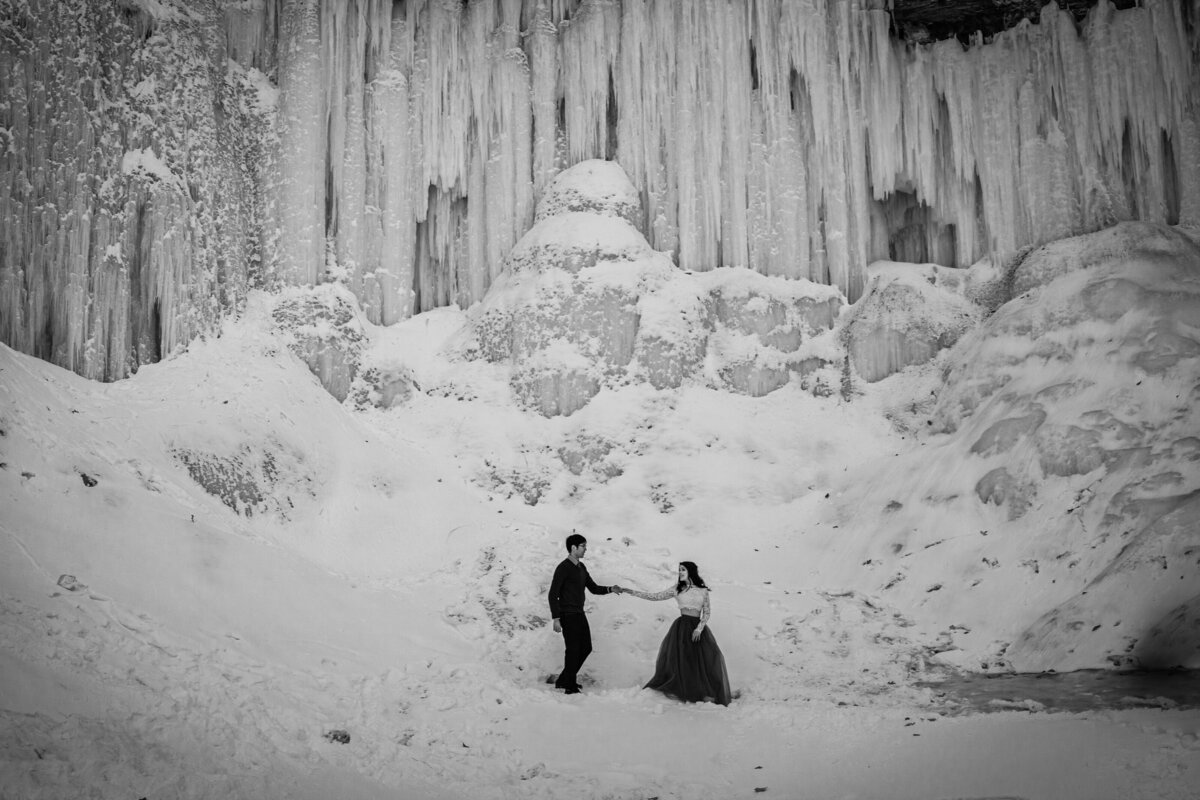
[918,669,1200,714]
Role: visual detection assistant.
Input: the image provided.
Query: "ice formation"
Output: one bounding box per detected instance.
[1,0,1197,381]
[270,284,369,402]
[845,262,986,382]
[470,159,844,415]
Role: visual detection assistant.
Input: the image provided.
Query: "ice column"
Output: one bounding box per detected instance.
[326,0,371,298]
[371,3,417,324]
[528,0,560,197]
[274,0,325,287]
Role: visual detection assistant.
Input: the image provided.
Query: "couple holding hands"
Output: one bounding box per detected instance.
[547,533,732,706]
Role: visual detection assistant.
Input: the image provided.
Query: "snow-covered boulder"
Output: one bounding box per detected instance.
[846,262,984,382]
[556,433,625,482]
[271,285,367,402]
[533,159,643,231]
[474,223,672,415]
[1009,221,1195,297]
[705,269,844,396]
[348,363,418,410]
[472,162,669,415]
[504,212,656,276]
[631,279,711,390]
[510,346,602,418]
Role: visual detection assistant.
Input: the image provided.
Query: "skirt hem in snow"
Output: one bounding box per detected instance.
[643,614,732,706]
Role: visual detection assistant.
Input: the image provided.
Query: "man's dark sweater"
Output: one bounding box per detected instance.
[548,558,611,619]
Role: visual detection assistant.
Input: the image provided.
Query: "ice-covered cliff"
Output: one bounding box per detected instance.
[1,0,1197,381]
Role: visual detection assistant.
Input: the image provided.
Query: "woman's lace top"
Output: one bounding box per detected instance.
[628,585,711,630]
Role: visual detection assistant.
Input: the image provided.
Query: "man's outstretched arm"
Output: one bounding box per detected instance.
[584,571,621,595]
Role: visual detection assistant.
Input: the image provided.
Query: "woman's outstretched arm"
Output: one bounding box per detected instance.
[624,586,676,601]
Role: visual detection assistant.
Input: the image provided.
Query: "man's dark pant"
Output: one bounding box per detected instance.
[555,612,592,689]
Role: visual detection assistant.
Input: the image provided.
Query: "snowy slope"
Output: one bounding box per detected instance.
[2,238,1200,797]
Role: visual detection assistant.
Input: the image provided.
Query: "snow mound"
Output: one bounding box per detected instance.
[1012,221,1200,296]
[505,212,656,275]
[929,223,1200,671]
[470,162,849,415]
[534,159,643,230]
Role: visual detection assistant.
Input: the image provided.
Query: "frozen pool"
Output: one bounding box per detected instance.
[918,669,1200,714]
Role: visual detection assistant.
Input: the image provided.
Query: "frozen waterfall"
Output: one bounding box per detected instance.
[1,0,1197,380]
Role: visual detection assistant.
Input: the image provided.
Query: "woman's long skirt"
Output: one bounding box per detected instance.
[644,614,732,706]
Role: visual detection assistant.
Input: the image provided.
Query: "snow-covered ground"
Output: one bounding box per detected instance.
[2,246,1199,798]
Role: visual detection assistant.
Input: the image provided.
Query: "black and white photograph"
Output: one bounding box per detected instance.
[1,0,1198,797]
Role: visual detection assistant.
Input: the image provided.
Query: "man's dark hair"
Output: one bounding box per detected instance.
[565,533,587,552]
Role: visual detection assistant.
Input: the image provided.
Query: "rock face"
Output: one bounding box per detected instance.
[348,363,418,410]
[271,285,367,402]
[470,160,846,416]
[846,262,985,382]
[890,0,1137,44]
[929,222,1200,671]
[706,271,845,397]
[171,443,315,519]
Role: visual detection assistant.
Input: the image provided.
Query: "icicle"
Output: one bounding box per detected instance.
[716,3,752,271]
[369,0,417,323]
[1177,112,1200,227]
[528,0,559,198]
[866,0,1200,271]
[559,0,620,166]
[273,0,325,286]
[418,0,471,196]
[325,0,371,298]
[481,0,534,292]
[614,0,679,252]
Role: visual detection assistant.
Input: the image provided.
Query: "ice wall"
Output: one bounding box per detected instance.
[1,0,1197,380]
[865,0,1200,267]
[0,0,267,380]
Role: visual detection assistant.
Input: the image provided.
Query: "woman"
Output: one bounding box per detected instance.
[622,561,732,706]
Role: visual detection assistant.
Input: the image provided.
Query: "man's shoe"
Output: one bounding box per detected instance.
[564,687,581,695]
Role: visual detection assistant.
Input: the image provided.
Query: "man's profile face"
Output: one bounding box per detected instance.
[572,542,588,559]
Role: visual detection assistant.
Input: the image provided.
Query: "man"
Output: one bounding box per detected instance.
[548,533,622,694]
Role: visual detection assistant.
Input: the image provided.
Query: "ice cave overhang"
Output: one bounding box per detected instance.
[890,0,1143,44]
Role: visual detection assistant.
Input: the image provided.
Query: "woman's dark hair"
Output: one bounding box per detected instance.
[565,533,587,552]
[677,561,709,592]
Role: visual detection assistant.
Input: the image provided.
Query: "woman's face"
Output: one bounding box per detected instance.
[678,564,688,582]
